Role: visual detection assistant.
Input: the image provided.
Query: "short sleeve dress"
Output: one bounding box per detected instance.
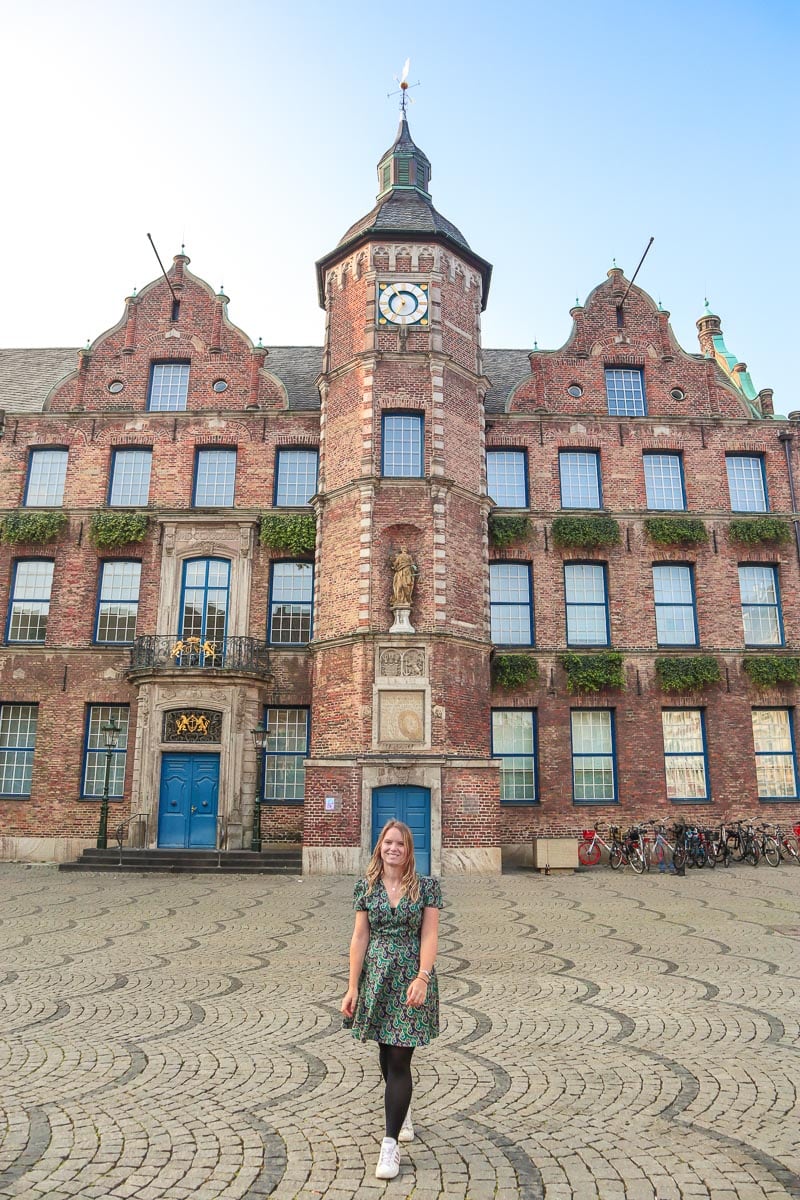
[343,875,443,1047]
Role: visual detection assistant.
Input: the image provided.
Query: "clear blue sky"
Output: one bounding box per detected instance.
[2,0,798,409]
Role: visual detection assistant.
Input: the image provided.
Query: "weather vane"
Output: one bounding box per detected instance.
[388,58,420,116]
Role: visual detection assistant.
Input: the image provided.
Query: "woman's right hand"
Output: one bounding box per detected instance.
[340,986,359,1018]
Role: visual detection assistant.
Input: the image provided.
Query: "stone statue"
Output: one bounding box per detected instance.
[391,547,417,607]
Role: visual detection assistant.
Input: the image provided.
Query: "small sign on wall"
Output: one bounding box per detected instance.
[462,794,481,815]
[324,795,341,814]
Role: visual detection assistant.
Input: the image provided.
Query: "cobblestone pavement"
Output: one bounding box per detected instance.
[0,864,798,1200]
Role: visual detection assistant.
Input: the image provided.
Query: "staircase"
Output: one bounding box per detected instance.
[59,847,302,875]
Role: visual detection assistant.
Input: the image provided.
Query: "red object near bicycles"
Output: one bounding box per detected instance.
[578,830,601,866]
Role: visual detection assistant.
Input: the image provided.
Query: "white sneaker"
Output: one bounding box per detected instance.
[375,1137,400,1180]
[398,1110,414,1143]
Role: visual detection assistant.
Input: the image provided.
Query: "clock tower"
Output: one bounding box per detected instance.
[305,116,499,874]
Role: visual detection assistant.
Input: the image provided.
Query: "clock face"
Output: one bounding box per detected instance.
[377,282,429,326]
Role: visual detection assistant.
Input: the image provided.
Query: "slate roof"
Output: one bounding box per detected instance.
[0,346,531,415]
[338,189,470,252]
[0,348,78,413]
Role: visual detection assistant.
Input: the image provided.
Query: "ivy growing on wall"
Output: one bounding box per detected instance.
[655,655,721,692]
[742,655,800,688]
[560,652,625,693]
[551,515,621,550]
[644,517,708,546]
[1,510,68,545]
[492,653,539,690]
[89,511,149,549]
[488,513,531,548]
[727,517,792,546]
[259,513,316,555]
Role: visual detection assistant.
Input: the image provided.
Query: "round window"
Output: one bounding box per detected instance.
[108,380,125,394]
[670,387,686,401]
[567,383,583,399]
[212,379,228,393]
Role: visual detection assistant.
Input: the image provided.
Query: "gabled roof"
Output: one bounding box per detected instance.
[0,348,78,413]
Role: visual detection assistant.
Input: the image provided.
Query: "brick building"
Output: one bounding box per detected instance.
[1,117,799,870]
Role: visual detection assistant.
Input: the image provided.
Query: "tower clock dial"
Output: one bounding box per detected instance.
[377,281,429,326]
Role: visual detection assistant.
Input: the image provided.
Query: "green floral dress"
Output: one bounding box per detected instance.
[344,875,443,1047]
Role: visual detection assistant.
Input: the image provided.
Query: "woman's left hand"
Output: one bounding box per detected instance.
[406,977,428,1008]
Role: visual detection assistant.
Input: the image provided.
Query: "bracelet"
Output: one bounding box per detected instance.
[415,976,429,985]
[418,969,431,982]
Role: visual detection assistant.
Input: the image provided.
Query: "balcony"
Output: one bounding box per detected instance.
[129,635,271,677]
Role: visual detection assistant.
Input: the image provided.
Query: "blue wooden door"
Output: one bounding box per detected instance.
[372,786,431,875]
[157,753,220,848]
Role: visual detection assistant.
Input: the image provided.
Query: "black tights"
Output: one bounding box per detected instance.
[378,1044,414,1140]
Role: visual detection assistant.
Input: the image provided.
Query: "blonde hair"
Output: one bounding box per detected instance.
[365,819,421,904]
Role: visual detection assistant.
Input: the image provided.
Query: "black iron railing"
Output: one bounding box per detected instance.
[129,635,271,675]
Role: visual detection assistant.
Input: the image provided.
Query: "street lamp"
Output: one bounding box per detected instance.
[250,720,270,852]
[96,715,122,850]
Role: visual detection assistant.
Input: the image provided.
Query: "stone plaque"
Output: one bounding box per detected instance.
[163,709,222,743]
[378,690,425,744]
[378,648,426,678]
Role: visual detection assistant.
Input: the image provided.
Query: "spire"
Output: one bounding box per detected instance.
[376,117,431,199]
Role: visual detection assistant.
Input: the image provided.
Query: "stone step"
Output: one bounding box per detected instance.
[59,847,302,874]
[59,861,301,874]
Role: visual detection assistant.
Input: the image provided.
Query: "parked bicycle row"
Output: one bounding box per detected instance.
[577,819,800,873]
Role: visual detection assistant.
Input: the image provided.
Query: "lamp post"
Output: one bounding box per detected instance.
[250,720,270,852]
[96,716,122,850]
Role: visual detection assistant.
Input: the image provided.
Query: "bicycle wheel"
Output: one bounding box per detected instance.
[729,836,745,862]
[578,840,601,866]
[744,841,760,866]
[629,845,646,874]
[693,844,707,868]
[705,845,717,868]
[762,837,780,868]
[781,834,799,862]
[609,845,624,870]
[672,845,687,871]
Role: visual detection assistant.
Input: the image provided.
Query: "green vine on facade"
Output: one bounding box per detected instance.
[560,651,625,693]
[1,510,68,545]
[727,517,792,546]
[259,512,316,555]
[742,655,800,688]
[551,515,621,549]
[655,655,721,693]
[644,516,708,546]
[89,511,150,549]
[488,513,531,548]
[491,653,539,690]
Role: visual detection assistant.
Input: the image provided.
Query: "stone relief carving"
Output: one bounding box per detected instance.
[378,648,425,678]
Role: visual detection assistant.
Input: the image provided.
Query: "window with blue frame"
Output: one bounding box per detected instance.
[559,450,601,508]
[564,563,609,646]
[81,705,129,798]
[95,561,141,644]
[274,448,319,506]
[752,709,799,799]
[180,558,230,658]
[492,709,537,803]
[662,709,709,801]
[0,704,38,797]
[653,564,698,646]
[571,709,616,802]
[25,448,68,507]
[726,455,768,512]
[605,367,646,416]
[269,562,313,644]
[382,413,423,477]
[643,453,685,510]
[486,449,528,507]
[147,361,190,411]
[489,562,533,645]
[193,448,236,506]
[7,561,54,643]
[261,707,309,803]
[738,564,782,645]
[109,449,152,506]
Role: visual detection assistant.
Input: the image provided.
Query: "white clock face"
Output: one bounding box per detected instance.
[378,282,429,326]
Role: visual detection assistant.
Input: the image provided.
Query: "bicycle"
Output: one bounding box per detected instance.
[755,823,781,868]
[726,819,760,866]
[578,824,621,867]
[773,821,800,865]
[645,820,686,872]
[610,825,647,874]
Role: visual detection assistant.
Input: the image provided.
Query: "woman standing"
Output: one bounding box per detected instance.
[341,820,442,1180]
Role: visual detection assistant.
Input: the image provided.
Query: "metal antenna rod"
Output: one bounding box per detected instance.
[619,237,655,309]
[146,233,178,301]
